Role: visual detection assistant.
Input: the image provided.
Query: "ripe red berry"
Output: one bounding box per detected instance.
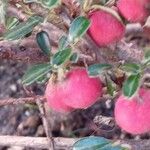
[117,0,150,23]
[88,10,125,46]
[45,68,102,112]
[115,88,150,134]
[45,79,74,113]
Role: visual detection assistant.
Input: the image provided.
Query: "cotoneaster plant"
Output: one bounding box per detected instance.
[88,7,125,46]
[115,88,150,134]
[45,68,103,112]
[117,0,150,23]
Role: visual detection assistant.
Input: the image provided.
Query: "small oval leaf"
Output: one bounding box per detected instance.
[68,16,90,43]
[22,63,51,86]
[36,31,51,55]
[4,15,43,40]
[52,48,72,66]
[121,63,141,74]
[58,35,68,51]
[73,136,110,150]
[123,74,141,98]
[88,64,112,76]
[70,52,79,63]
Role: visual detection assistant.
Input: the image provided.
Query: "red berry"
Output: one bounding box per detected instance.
[88,10,125,46]
[117,0,150,23]
[45,79,74,113]
[115,88,150,134]
[45,68,102,111]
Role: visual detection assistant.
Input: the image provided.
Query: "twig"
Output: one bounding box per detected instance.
[0,96,45,106]
[36,100,54,150]
[0,136,77,150]
[0,135,150,150]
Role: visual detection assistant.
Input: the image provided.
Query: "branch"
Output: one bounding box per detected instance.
[0,136,77,150]
[0,96,45,106]
[36,100,54,150]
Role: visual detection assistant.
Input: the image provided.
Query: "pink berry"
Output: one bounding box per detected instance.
[115,88,150,134]
[117,0,150,22]
[88,10,125,46]
[45,80,74,113]
[45,68,102,112]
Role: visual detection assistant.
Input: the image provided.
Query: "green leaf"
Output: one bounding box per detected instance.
[106,77,115,97]
[6,17,19,30]
[88,64,112,77]
[3,15,44,40]
[0,0,8,25]
[123,74,141,98]
[58,35,68,51]
[36,31,51,55]
[39,0,60,9]
[121,63,141,74]
[68,16,90,43]
[22,63,51,86]
[73,136,125,150]
[52,48,72,66]
[36,75,49,84]
[70,52,79,63]
[143,48,150,65]
[73,136,110,150]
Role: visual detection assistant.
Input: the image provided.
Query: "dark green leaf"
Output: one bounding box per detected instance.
[73,136,110,150]
[22,63,51,86]
[70,52,79,63]
[52,48,72,66]
[39,0,60,9]
[58,35,68,51]
[121,63,141,74]
[106,77,115,96]
[4,15,44,40]
[123,74,141,98]
[68,16,90,43]
[88,64,112,76]
[36,31,51,55]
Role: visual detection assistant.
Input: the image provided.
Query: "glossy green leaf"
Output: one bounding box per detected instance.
[68,16,90,43]
[123,74,141,98]
[36,31,51,55]
[52,48,72,66]
[70,52,79,63]
[73,136,125,150]
[88,64,112,76]
[58,35,68,51]
[39,0,60,9]
[73,136,110,150]
[4,15,43,40]
[121,63,141,74]
[22,63,51,86]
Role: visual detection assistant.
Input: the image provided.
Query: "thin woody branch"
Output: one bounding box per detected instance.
[0,136,150,150]
[0,96,45,106]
